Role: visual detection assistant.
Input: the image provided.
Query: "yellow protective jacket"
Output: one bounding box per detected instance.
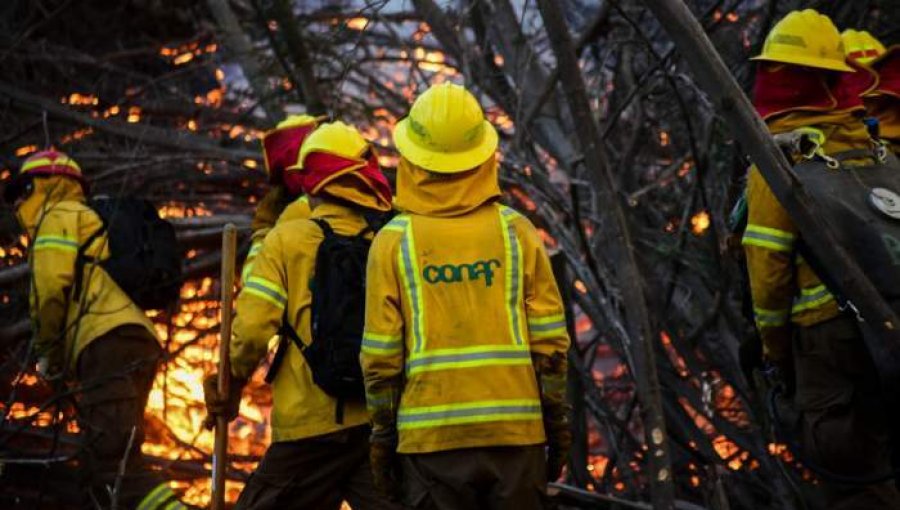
[361,157,570,454]
[743,111,870,360]
[241,195,310,281]
[16,176,158,371]
[230,200,370,442]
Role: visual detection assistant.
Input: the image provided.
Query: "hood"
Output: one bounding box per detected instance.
[866,47,900,144]
[301,152,393,212]
[320,172,393,212]
[870,46,900,100]
[16,175,85,237]
[394,155,501,217]
[753,62,876,121]
[767,109,870,153]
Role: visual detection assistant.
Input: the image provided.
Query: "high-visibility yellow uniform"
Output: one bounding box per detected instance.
[743,111,870,360]
[16,176,158,370]
[230,201,371,442]
[241,195,310,281]
[361,156,570,454]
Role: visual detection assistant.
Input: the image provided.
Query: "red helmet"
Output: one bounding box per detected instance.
[3,150,86,203]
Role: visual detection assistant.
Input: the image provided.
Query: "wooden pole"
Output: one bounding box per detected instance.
[639,0,900,385]
[534,1,676,508]
[212,224,237,510]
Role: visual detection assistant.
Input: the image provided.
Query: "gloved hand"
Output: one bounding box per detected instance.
[34,345,64,383]
[251,185,290,233]
[761,329,795,397]
[369,428,401,501]
[545,409,572,482]
[764,356,796,398]
[36,356,52,378]
[534,351,572,482]
[202,373,246,430]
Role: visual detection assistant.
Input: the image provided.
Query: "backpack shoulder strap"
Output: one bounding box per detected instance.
[278,308,306,351]
[311,218,334,238]
[266,309,306,383]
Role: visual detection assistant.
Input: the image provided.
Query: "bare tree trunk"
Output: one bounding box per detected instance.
[640,0,900,388]
[534,1,676,508]
[206,0,278,122]
[268,0,327,115]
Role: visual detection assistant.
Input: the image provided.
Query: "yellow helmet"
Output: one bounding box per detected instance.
[751,9,853,72]
[275,114,323,130]
[294,121,369,169]
[392,82,498,173]
[842,29,886,65]
[261,114,321,183]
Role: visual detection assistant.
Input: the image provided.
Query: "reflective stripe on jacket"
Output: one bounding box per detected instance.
[17,176,158,371]
[362,202,570,454]
[241,195,310,281]
[136,482,187,510]
[230,201,369,442]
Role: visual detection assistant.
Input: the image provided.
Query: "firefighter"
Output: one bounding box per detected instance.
[203,121,399,509]
[2,150,185,509]
[843,29,900,154]
[242,114,319,281]
[746,10,900,509]
[361,82,571,509]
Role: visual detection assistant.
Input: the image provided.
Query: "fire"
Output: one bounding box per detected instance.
[690,211,710,236]
[346,17,369,31]
[128,106,142,123]
[415,48,446,73]
[143,279,273,506]
[62,93,100,106]
[660,331,689,377]
[157,202,213,218]
[713,10,740,23]
[159,39,218,66]
[173,53,194,66]
[60,127,94,144]
[15,145,38,157]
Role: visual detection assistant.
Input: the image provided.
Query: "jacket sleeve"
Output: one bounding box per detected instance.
[30,209,78,364]
[240,229,268,282]
[742,166,797,362]
[517,216,571,422]
[231,230,289,380]
[360,232,405,433]
[518,218,570,358]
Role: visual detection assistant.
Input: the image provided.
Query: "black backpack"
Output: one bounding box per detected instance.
[75,197,182,311]
[791,148,900,301]
[266,213,389,422]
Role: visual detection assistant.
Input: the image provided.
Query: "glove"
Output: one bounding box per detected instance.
[369,428,401,501]
[764,357,796,398]
[761,328,795,397]
[203,373,246,430]
[534,351,572,482]
[545,410,572,482]
[34,344,64,383]
[36,356,52,378]
[251,185,290,233]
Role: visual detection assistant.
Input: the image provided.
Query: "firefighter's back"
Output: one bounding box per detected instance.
[379,203,546,454]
